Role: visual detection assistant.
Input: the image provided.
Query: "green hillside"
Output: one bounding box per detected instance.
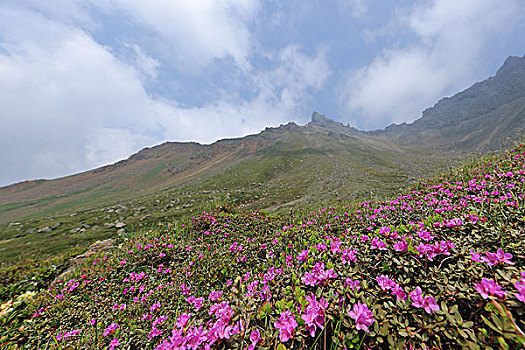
[2,142,524,349]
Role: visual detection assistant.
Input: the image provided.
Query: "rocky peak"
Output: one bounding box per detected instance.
[495,55,525,78]
[309,112,356,132]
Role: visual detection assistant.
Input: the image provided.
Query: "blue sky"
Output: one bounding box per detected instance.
[1,0,524,186]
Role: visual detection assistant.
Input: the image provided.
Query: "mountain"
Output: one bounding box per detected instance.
[1,55,525,261]
[0,114,443,224]
[377,55,525,151]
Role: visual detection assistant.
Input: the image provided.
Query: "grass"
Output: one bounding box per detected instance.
[1,143,524,349]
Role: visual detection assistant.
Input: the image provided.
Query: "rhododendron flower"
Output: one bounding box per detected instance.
[345,278,360,291]
[422,296,439,314]
[150,302,161,312]
[348,303,375,332]
[341,249,357,264]
[153,315,168,327]
[250,329,261,343]
[376,275,396,291]
[274,310,297,342]
[301,263,336,286]
[417,230,434,241]
[175,313,192,328]
[56,329,81,341]
[515,278,525,302]
[247,329,261,350]
[148,327,163,339]
[409,287,424,308]
[371,238,387,250]
[330,239,342,254]
[301,294,328,337]
[103,323,120,337]
[208,291,223,301]
[108,338,119,350]
[186,296,204,310]
[297,249,309,262]
[302,272,318,286]
[484,249,514,266]
[392,284,408,301]
[475,278,506,299]
[470,250,484,263]
[393,239,408,252]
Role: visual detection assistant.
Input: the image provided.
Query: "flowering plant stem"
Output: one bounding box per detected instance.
[490,300,525,338]
[310,325,324,350]
[357,332,366,350]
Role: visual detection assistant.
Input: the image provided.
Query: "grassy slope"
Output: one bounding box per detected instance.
[1,143,524,349]
[0,126,456,264]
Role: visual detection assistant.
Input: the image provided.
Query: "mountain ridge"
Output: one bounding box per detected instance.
[376,54,525,151]
[1,55,524,225]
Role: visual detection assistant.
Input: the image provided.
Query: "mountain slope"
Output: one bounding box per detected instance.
[378,55,525,151]
[0,117,445,223]
[1,55,525,261]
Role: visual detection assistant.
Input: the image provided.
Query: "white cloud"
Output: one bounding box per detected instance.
[128,44,161,81]
[89,0,259,72]
[157,45,332,143]
[0,7,162,184]
[0,4,331,186]
[336,0,367,18]
[340,0,524,129]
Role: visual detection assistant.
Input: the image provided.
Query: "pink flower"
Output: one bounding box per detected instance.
[392,284,408,301]
[297,249,309,262]
[208,291,223,301]
[475,278,506,299]
[371,238,387,250]
[153,315,168,327]
[470,250,484,263]
[175,313,192,328]
[515,278,525,302]
[344,278,360,292]
[376,275,396,291]
[341,249,357,264]
[417,230,434,241]
[393,239,408,252]
[274,310,297,342]
[484,249,514,266]
[330,239,342,254]
[108,338,119,350]
[148,327,163,339]
[248,329,262,350]
[301,294,328,337]
[301,272,318,286]
[56,329,81,341]
[103,323,120,337]
[348,303,375,333]
[409,287,424,308]
[150,302,161,312]
[301,263,336,286]
[422,296,439,314]
[186,296,204,310]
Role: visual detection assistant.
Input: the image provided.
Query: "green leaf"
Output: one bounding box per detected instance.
[277,343,287,350]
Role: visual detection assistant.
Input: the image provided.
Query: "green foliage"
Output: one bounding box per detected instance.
[1,144,525,349]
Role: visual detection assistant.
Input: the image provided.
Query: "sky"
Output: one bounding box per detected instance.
[1,0,524,186]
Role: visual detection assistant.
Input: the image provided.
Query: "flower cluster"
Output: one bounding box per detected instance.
[409,287,440,314]
[274,310,297,342]
[348,303,375,332]
[301,294,328,337]
[301,262,337,286]
[474,278,506,299]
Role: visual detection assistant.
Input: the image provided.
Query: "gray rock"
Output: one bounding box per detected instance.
[115,222,126,229]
